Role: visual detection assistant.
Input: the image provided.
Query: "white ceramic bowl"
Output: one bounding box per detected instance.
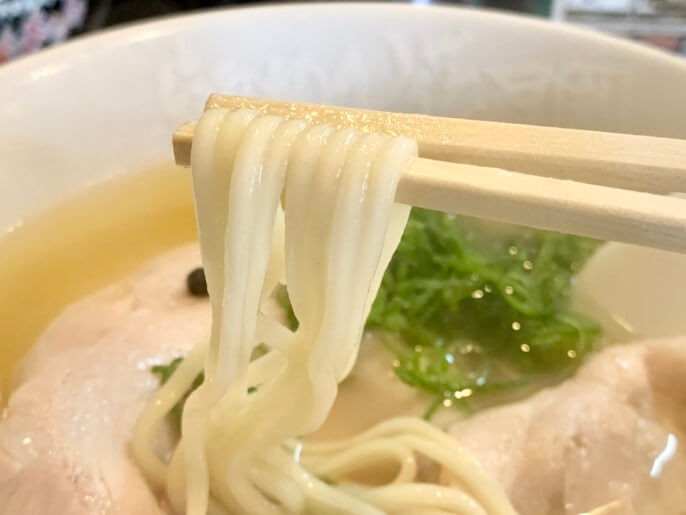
[1,3,686,231]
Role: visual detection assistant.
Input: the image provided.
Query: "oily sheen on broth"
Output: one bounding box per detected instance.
[0,165,196,400]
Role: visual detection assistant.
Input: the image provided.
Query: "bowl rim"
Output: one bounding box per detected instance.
[1,2,686,83]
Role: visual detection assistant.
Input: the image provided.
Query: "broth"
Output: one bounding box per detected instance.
[0,164,197,400]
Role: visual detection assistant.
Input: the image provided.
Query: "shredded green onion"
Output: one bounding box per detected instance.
[281,208,601,415]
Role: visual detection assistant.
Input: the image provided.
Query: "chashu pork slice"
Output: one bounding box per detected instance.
[445,339,686,515]
[0,244,209,515]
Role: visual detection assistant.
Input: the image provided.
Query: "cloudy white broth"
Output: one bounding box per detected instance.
[1,162,685,514]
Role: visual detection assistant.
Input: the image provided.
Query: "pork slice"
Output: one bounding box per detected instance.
[0,244,209,515]
[445,340,686,515]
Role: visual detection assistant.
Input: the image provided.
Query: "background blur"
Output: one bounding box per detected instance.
[0,0,685,64]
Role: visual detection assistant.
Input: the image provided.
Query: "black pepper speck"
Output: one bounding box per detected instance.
[186,267,208,297]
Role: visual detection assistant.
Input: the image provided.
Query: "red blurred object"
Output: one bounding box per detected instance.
[0,0,88,63]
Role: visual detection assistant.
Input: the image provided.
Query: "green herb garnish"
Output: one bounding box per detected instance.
[152,358,259,430]
[276,285,299,331]
[280,208,601,416]
[152,358,204,430]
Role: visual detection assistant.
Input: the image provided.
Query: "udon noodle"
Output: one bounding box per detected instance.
[132,108,516,515]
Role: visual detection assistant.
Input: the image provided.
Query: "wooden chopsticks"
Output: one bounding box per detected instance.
[173,94,686,253]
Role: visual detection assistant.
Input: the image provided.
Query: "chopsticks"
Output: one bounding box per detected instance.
[173,94,686,253]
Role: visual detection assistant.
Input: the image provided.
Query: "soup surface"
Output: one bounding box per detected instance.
[0,165,196,399]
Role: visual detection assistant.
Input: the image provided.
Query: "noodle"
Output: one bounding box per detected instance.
[132,108,517,515]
